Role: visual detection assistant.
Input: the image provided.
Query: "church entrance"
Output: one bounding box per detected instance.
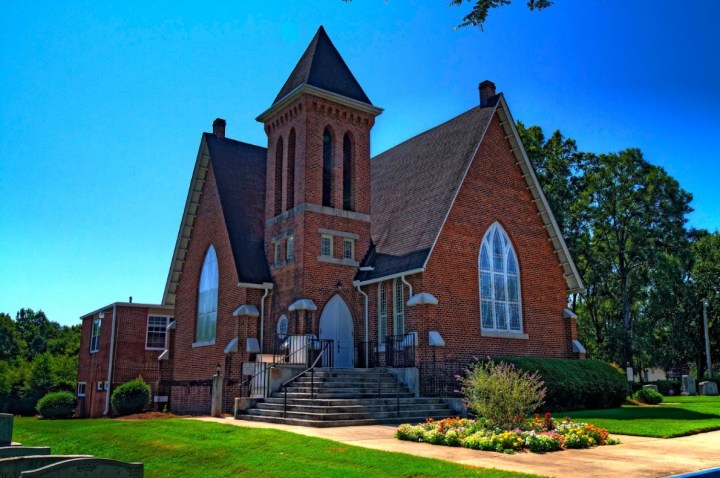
[319,295,354,368]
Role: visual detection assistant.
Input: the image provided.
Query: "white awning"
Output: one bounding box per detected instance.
[224,338,239,354]
[233,305,260,317]
[288,299,318,311]
[246,338,260,354]
[572,339,586,354]
[158,349,170,361]
[564,308,578,319]
[407,292,439,306]
[166,320,177,330]
[428,331,445,347]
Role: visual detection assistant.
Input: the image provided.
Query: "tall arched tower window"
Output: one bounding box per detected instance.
[274,136,284,216]
[286,129,296,211]
[393,278,405,335]
[378,282,387,343]
[196,245,219,342]
[322,128,333,207]
[342,133,354,211]
[479,223,521,332]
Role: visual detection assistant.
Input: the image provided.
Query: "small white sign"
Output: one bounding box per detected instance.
[626,367,634,382]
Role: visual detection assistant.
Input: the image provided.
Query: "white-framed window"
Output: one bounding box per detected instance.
[196,245,219,343]
[479,222,522,332]
[286,236,294,261]
[96,381,104,391]
[343,238,354,260]
[320,235,333,257]
[146,315,170,349]
[274,242,282,266]
[378,282,387,343]
[76,382,86,397]
[90,319,101,353]
[393,278,405,335]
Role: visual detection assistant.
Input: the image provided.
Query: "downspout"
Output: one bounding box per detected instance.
[401,275,413,300]
[259,287,271,354]
[103,304,117,416]
[356,285,369,368]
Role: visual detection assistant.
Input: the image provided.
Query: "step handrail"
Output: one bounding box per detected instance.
[281,340,331,418]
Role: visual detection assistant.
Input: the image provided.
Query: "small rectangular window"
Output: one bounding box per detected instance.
[76,382,86,397]
[274,242,282,265]
[343,239,354,260]
[146,316,169,349]
[90,319,101,353]
[320,235,333,257]
[97,381,104,392]
[286,236,294,261]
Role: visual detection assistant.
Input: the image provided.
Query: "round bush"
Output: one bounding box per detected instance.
[633,387,663,405]
[111,379,151,416]
[37,391,77,419]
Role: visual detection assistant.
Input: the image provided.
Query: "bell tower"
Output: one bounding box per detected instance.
[257,26,382,328]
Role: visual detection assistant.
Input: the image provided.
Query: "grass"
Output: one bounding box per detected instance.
[13,417,540,478]
[561,395,720,438]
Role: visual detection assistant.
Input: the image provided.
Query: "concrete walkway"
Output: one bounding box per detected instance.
[192,417,720,477]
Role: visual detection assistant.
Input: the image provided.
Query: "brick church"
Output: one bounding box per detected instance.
[77,26,584,418]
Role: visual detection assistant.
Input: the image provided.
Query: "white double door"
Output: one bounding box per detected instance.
[319,295,354,368]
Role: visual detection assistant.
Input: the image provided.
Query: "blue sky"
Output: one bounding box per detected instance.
[1,1,718,326]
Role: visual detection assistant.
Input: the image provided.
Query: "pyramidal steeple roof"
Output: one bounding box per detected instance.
[272,26,372,106]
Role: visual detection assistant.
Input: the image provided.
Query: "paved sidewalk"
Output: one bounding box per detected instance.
[192,417,720,477]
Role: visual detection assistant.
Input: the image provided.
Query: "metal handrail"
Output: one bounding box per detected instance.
[281,340,332,418]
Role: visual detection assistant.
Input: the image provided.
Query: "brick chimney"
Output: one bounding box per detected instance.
[478,80,496,107]
[212,118,226,138]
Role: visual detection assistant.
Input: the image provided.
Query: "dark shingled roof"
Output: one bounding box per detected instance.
[273,26,372,106]
[356,96,500,282]
[205,133,272,284]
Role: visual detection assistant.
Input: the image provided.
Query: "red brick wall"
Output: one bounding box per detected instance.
[76,308,112,417]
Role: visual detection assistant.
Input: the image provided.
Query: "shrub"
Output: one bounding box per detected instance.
[523,432,564,452]
[496,357,627,411]
[633,388,663,405]
[36,391,76,419]
[654,380,681,396]
[460,358,546,429]
[111,379,151,416]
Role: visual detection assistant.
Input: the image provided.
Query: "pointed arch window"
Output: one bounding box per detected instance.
[342,133,354,211]
[322,128,333,207]
[274,136,284,216]
[378,282,387,343]
[286,129,296,211]
[196,245,218,343]
[393,279,405,335]
[479,223,521,332]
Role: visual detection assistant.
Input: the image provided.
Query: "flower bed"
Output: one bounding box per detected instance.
[395,413,619,454]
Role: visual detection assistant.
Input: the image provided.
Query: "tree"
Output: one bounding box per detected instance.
[449,0,553,29]
[0,312,24,361]
[15,308,59,360]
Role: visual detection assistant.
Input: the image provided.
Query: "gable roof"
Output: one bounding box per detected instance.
[273,26,372,107]
[162,134,271,306]
[355,94,584,294]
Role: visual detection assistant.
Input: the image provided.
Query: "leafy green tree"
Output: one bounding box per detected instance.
[15,308,59,360]
[449,0,553,30]
[0,312,24,361]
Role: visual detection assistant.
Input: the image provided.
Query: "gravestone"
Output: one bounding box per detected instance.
[0,455,92,478]
[20,457,143,477]
[0,414,13,446]
[0,448,51,459]
[681,375,697,395]
[699,381,718,396]
[642,384,659,392]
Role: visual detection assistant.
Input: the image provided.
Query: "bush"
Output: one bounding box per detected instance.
[654,380,681,396]
[496,357,627,411]
[633,388,663,405]
[36,391,76,418]
[111,379,151,416]
[460,358,546,429]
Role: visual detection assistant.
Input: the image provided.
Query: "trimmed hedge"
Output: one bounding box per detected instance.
[496,357,627,411]
[37,391,77,418]
[111,379,151,416]
[633,388,663,404]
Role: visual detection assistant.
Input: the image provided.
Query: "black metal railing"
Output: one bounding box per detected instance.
[358,333,417,368]
[281,340,334,417]
[419,360,464,397]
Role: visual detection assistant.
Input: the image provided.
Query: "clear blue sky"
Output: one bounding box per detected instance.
[1,1,718,326]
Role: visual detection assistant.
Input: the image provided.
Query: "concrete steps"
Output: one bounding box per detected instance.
[236,368,453,427]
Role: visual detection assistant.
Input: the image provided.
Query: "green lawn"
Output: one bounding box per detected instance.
[562,395,720,438]
[13,417,540,478]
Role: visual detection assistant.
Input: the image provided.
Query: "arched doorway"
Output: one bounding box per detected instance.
[319,295,354,368]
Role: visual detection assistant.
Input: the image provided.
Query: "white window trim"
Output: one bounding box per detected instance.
[343,238,354,260]
[393,278,405,335]
[479,222,523,334]
[320,234,333,257]
[286,236,294,261]
[145,315,172,350]
[90,319,101,353]
[378,282,387,347]
[96,381,104,392]
[274,241,282,266]
[76,382,86,397]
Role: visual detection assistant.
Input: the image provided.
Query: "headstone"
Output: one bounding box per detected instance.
[699,381,719,396]
[20,457,143,477]
[0,414,13,446]
[210,371,223,418]
[0,455,93,478]
[642,384,659,392]
[681,375,697,395]
[0,448,51,459]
